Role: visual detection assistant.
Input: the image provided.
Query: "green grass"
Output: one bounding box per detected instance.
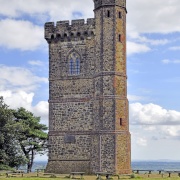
[0,178,59,180]
[1,178,180,180]
[1,173,180,180]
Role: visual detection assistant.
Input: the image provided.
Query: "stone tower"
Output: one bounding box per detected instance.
[45,0,131,174]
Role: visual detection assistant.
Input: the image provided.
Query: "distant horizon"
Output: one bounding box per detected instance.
[34,159,180,162]
[132,159,180,162]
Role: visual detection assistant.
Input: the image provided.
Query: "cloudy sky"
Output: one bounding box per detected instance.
[1,0,180,161]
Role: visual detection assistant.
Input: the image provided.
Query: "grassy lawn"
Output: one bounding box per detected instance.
[1,173,180,180]
[1,178,180,180]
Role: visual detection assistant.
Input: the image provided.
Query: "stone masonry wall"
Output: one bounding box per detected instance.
[49,101,93,131]
[48,135,91,160]
[46,160,91,174]
[116,133,131,174]
[46,0,131,174]
[46,15,97,173]
[93,0,131,174]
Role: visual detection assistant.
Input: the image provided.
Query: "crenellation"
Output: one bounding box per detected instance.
[56,20,70,26]
[72,19,85,26]
[45,18,95,43]
[44,22,55,40]
[94,0,126,10]
[87,18,95,25]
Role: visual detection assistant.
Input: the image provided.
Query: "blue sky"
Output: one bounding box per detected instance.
[1,0,180,161]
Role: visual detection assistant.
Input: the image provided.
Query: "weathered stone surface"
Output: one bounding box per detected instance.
[45,0,131,174]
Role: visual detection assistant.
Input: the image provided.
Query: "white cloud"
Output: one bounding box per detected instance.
[0,65,48,125]
[162,59,170,64]
[0,64,48,92]
[127,0,180,34]
[130,103,180,125]
[162,59,180,64]
[128,95,145,101]
[127,41,151,55]
[1,0,180,36]
[0,0,94,22]
[0,19,44,51]
[128,32,169,46]
[33,101,49,124]
[136,137,147,146]
[1,90,34,110]
[1,90,48,125]
[169,46,180,51]
[28,60,44,66]
[161,126,180,138]
[171,60,180,64]
[144,39,169,46]
[131,125,180,142]
[0,0,176,53]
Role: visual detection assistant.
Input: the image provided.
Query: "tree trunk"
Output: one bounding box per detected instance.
[27,162,31,173]
[27,149,34,173]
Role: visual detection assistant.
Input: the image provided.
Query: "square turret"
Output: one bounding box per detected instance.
[93,0,126,10]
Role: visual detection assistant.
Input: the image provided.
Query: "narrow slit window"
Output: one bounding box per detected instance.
[119,12,122,18]
[107,10,110,17]
[120,118,122,126]
[119,34,121,42]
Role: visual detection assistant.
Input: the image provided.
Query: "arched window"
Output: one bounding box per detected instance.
[69,59,74,75]
[57,34,61,39]
[68,52,80,75]
[76,58,80,74]
[77,32,81,37]
[51,34,54,39]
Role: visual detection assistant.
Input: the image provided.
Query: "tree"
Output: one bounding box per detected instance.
[0,97,26,170]
[13,107,48,172]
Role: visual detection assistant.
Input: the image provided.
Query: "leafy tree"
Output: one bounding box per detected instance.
[0,97,26,170]
[0,97,47,171]
[0,96,15,165]
[13,107,48,172]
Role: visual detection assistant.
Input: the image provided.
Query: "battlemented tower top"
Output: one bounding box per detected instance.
[45,18,95,43]
[93,0,126,10]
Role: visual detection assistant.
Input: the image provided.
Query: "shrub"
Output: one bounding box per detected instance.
[0,164,14,171]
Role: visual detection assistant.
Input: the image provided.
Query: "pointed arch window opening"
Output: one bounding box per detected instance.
[68,53,81,75]
[76,58,80,75]
[69,59,74,75]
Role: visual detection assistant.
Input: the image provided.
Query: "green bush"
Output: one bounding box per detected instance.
[130,174,135,178]
[0,164,14,171]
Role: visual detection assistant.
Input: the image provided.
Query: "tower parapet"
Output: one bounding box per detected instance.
[93,0,126,11]
[45,18,95,43]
